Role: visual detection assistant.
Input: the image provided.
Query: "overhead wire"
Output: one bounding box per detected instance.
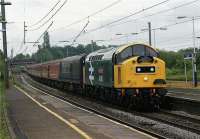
[50,0,122,32]
[107,0,200,29]
[85,0,170,34]
[21,21,54,54]
[19,0,67,54]
[63,0,171,45]
[16,38,25,55]
[28,0,68,31]
[21,0,200,53]
[33,21,54,47]
[157,30,200,44]
[113,17,200,43]
[160,43,193,50]
[28,0,61,28]
[75,17,200,47]
[15,0,27,56]
[71,18,90,45]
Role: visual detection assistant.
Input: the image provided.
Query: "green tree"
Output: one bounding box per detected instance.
[14,53,27,60]
[42,31,50,48]
[32,48,53,62]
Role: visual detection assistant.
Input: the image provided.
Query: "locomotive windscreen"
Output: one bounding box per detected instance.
[116,44,158,64]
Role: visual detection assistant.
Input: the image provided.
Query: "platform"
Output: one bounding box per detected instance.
[6,83,155,139]
[168,88,200,102]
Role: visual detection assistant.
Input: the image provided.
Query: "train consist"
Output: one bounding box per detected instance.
[26,42,167,110]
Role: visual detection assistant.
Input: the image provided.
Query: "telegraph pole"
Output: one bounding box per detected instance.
[192,17,198,87]
[24,21,27,44]
[91,40,94,52]
[148,22,152,46]
[0,0,11,88]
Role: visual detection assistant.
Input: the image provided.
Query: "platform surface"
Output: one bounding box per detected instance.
[168,88,200,102]
[6,81,155,139]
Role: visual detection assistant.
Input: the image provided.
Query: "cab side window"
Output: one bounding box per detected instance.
[116,47,132,63]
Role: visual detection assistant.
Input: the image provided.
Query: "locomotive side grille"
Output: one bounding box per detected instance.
[136,66,155,73]
[118,67,121,84]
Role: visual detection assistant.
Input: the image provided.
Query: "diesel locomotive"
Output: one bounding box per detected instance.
[27,42,167,110]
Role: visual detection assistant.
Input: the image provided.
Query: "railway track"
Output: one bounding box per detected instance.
[19,74,166,139]
[20,74,200,138]
[142,110,200,135]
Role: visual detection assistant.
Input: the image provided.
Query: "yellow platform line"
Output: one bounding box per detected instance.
[14,85,92,139]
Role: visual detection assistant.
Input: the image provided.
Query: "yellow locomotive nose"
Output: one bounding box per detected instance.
[114,56,166,88]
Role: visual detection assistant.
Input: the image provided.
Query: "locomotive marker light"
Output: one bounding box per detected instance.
[150,67,155,72]
[137,67,141,72]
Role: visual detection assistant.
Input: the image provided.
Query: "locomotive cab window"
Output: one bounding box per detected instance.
[145,46,158,57]
[116,47,132,63]
[133,45,145,56]
[115,44,158,64]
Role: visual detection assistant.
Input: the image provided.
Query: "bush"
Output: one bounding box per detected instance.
[167,68,200,81]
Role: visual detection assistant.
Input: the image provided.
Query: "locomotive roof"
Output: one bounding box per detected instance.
[115,42,158,54]
[61,54,86,62]
[85,47,117,61]
[85,42,157,62]
[28,54,86,68]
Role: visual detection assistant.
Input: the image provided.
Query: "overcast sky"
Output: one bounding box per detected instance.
[2,0,200,56]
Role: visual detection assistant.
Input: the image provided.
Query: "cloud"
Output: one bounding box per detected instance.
[2,0,200,56]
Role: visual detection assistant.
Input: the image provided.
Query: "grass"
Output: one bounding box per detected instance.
[0,80,10,139]
[0,57,10,139]
[167,80,200,89]
[166,68,200,89]
[166,68,200,81]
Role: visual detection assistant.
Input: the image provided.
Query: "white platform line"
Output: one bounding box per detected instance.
[15,85,92,139]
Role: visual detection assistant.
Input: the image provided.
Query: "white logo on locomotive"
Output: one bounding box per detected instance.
[89,61,94,85]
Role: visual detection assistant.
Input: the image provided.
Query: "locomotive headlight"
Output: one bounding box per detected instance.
[144,77,148,81]
[150,67,155,72]
[137,68,141,72]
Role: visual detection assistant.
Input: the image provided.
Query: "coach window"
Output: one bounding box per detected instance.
[70,63,73,72]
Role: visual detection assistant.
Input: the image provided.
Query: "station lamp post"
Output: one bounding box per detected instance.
[58,40,70,43]
[153,27,167,48]
[141,27,167,48]
[90,40,106,52]
[177,16,199,87]
[93,39,106,45]
[58,40,70,57]
[115,32,138,43]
